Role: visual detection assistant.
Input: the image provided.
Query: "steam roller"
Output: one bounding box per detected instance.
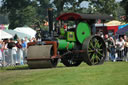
[27,8,113,68]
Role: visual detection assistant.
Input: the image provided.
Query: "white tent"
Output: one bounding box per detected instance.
[0,30,13,39]
[14,27,36,38]
[3,30,31,39]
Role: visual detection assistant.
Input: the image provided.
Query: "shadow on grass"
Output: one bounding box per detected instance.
[0,65,29,70]
[56,65,65,68]
[0,64,66,71]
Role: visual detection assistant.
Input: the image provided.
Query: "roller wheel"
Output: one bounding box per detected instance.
[51,58,58,67]
[50,47,58,67]
[82,35,106,65]
[27,45,58,68]
[61,52,82,67]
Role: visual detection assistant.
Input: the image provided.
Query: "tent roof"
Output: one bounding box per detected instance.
[4,30,31,39]
[56,13,114,21]
[105,20,124,26]
[0,30,13,39]
[14,27,36,38]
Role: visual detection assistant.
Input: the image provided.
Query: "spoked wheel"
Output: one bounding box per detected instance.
[82,35,106,65]
[61,52,82,67]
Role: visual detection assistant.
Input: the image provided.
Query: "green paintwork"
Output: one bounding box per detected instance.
[60,28,65,36]
[67,31,76,42]
[76,22,91,44]
[58,39,75,50]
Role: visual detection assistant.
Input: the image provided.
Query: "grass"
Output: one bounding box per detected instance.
[0,62,128,85]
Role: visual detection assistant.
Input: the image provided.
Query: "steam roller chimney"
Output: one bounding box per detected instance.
[48,8,53,37]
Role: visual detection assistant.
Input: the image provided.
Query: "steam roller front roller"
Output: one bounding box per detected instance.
[82,35,107,65]
[27,45,58,68]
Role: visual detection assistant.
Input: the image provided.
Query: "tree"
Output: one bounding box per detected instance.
[1,0,38,29]
[8,5,37,29]
[53,0,89,16]
[120,0,128,22]
[116,3,125,21]
[89,0,118,18]
[64,0,88,13]
[36,0,51,20]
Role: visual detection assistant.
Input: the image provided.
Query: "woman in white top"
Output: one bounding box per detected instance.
[116,37,125,60]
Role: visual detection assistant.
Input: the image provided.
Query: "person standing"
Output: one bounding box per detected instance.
[116,37,125,61]
[3,39,9,66]
[16,39,23,65]
[109,37,116,62]
[24,37,29,63]
[0,40,3,67]
[123,35,128,61]
[21,39,27,64]
[7,38,16,66]
[104,34,110,61]
[124,38,128,62]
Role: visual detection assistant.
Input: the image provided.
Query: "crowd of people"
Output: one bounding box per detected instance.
[0,37,36,67]
[104,34,128,62]
[0,33,128,67]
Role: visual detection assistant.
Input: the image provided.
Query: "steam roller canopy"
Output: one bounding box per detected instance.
[76,22,91,44]
[27,45,56,68]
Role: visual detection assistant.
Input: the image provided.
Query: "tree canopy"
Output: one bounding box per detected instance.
[120,0,128,22]
[0,0,125,29]
[1,0,38,29]
[89,0,118,17]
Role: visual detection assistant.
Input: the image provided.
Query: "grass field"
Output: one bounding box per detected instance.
[0,62,128,85]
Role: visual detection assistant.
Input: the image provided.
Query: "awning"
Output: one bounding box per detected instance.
[105,20,124,26]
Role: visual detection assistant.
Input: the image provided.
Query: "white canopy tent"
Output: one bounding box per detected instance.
[14,27,36,38]
[0,30,13,40]
[3,30,31,39]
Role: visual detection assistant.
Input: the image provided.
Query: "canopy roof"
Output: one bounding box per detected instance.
[4,30,31,39]
[0,30,13,39]
[14,27,36,38]
[56,13,114,21]
[105,20,124,26]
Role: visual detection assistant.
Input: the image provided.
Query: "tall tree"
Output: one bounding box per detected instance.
[89,0,118,17]
[120,0,128,22]
[1,0,38,29]
[53,0,65,16]
[36,0,51,20]
[53,0,88,16]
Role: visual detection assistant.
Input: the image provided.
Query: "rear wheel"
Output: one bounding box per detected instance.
[82,35,106,65]
[61,52,82,67]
